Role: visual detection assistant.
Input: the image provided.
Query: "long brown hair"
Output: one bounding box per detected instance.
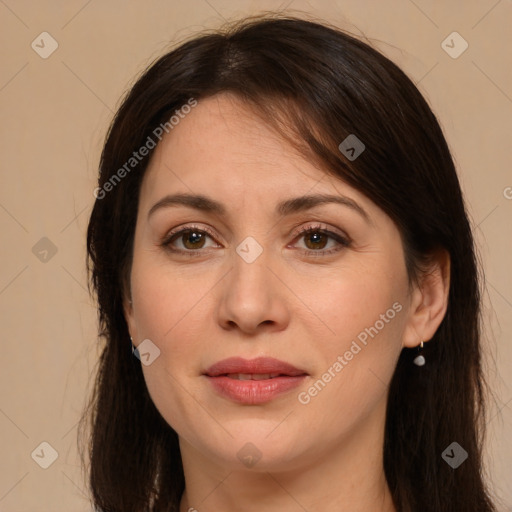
[79,14,497,511]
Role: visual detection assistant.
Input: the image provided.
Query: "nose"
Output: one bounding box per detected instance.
[216,247,291,335]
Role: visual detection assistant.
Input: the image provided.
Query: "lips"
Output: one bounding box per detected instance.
[224,373,283,380]
[204,357,308,405]
[204,357,307,378]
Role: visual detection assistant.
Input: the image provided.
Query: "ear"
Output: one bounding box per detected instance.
[402,248,451,348]
[122,288,137,342]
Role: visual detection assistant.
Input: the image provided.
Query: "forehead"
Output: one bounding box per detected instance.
[139,93,373,217]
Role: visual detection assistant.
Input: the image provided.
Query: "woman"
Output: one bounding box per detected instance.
[79,14,497,512]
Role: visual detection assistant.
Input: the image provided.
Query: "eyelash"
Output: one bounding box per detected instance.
[160,223,351,258]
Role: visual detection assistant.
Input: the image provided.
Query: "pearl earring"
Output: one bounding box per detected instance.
[413,341,426,366]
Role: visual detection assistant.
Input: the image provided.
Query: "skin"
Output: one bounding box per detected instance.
[124,93,450,512]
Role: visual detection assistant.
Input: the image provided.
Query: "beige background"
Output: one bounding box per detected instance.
[0,1,511,510]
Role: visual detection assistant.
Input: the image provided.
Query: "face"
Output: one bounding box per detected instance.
[124,93,420,472]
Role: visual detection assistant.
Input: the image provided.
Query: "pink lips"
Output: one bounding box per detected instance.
[204,357,308,405]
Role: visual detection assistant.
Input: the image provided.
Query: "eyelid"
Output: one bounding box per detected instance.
[291,222,349,242]
[162,223,220,248]
[161,222,351,255]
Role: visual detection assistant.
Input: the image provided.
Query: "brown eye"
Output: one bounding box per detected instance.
[178,230,207,250]
[161,223,350,258]
[292,225,351,256]
[303,231,329,250]
[161,225,219,255]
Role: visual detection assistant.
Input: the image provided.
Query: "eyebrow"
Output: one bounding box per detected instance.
[147,192,371,223]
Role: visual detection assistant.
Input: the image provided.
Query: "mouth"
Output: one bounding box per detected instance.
[204,356,307,378]
[219,373,293,380]
[203,357,308,404]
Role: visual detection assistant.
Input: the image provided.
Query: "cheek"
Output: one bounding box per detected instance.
[130,246,207,342]
[132,284,208,392]
[299,259,407,408]
[130,266,205,435]
[127,252,199,404]
[307,260,406,349]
